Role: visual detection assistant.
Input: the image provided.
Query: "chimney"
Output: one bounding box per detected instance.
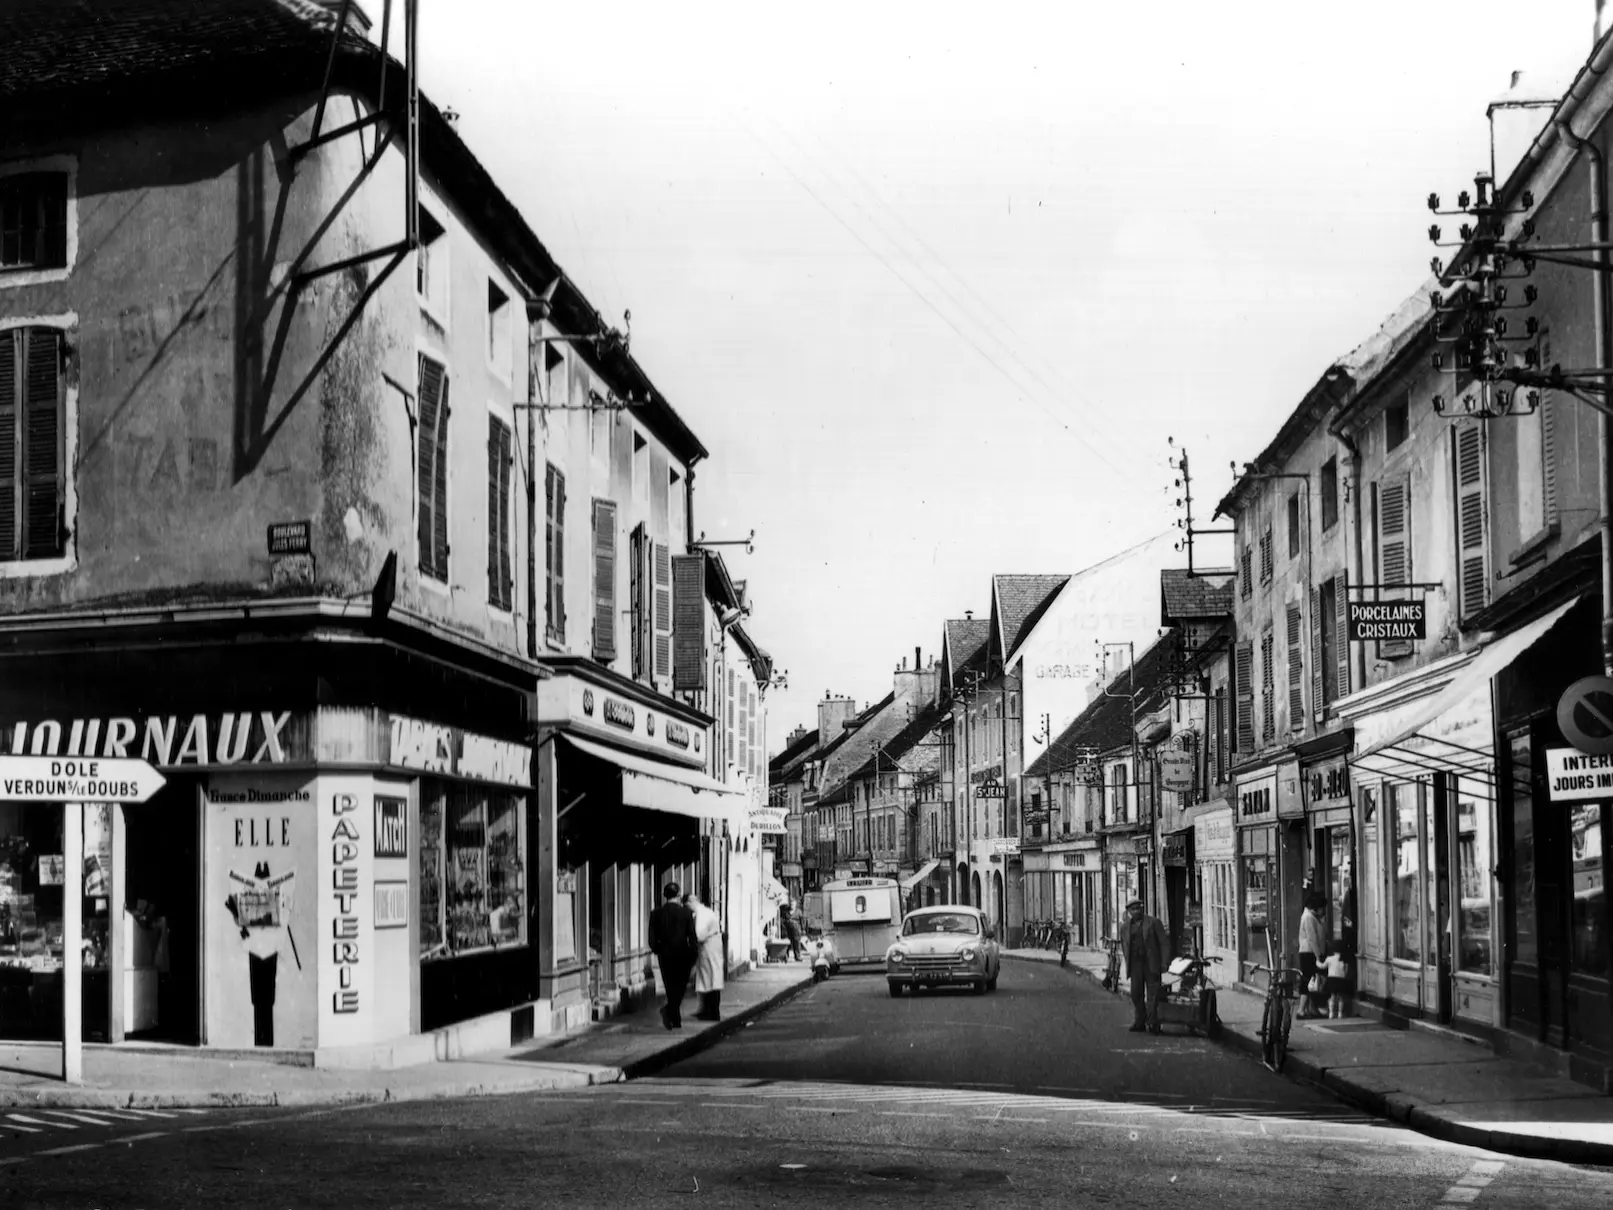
[817,694,857,741]
[311,0,373,34]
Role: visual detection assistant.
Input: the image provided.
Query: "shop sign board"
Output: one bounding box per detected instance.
[374,880,408,929]
[781,862,803,879]
[1306,758,1351,810]
[976,778,1006,799]
[1544,747,1613,802]
[1159,751,1195,794]
[993,839,1020,855]
[1347,600,1426,642]
[1061,851,1090,867]
[750,806,788,834]
[1161,834,1188,866]
[536,677,707,768]
[1236,772,1276,822]
[374,796,407,857]
[0,756,166,803]
[1194,807,1235,860]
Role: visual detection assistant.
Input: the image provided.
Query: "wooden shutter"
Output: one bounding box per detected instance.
[591,498,617,660]
[416,355,449,581]
[654,542,672,679]
[1541,396,1559,524]
[21,328,61,559]
[1240,547,1253,598]
[1333,572,1350,699]
[486,416,512,609]
[672,553,706,689]
[545,465,565,639]
[1286,603,1304,730]
[1260,527,1273,582]
[1234,642,1254,753]
[1455,425,1488,619]
[1378,474,1412,657]
[0,331,16,560]
[629,524,648,679]
[1260,630,1275,739]
[1309,584,1325,715]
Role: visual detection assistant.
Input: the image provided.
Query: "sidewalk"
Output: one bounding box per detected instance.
[0,962,813,1109]
[1005,945,1613,1166]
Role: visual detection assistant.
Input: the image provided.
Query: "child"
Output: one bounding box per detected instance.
[1324,947,1350,1019]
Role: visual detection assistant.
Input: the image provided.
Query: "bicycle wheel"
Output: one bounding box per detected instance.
[1273,997,1291,1071]
[1260,996,1280,1067]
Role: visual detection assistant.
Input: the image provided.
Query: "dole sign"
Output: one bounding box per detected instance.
[0,756,167,803]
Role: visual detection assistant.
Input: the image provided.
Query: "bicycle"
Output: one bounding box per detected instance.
[1249,928,1304,1071]
[1100,937,1123,994]
[1051,919,1071,965]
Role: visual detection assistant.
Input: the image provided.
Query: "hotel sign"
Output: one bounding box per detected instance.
[1348,600,1426,642]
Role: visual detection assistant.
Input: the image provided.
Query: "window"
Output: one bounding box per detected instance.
[654,542,672,680]
[630,523,650,680]
[1259,526,1273,583]
[1385,398,1409,452]
[416,205,448,320]
[1377,473,1413,657]
[1320,457,1339,531]
[1260,628,1275,741]
[1287,493,1301,558]
[486,413,513,610]
[633,431,649,505]
[1391,783,1421,962]
[416,354,450,582]
[419,781,526,960]
[0,326,67,562]
[1315,577,1339,708]
[486,279,510,371]
[1456,780,1493,976]
[1233,643,1254,753]
[1286,603,1304,731]
[672,553,706,689]
[1239,545,1253,599]
[669,467,685,544]
[1454,425,1487,619]
[0,172,68,275]
[544,464,566,642]
[591,498,618,661]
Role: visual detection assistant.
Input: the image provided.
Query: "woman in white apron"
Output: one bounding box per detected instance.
[687,892,724,1021]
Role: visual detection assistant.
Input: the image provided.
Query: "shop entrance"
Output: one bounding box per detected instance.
[123,789,201,1044]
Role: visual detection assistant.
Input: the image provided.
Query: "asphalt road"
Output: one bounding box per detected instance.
[4,960,1611,1208]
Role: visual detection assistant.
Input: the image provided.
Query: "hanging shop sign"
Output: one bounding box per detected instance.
[781,862,803,879]
[1276,760,1304,820]
[1306,757,1351,811]
[1545,747,1613,802]
[1347,600,1426,642]
[1161,834,1189,866]
[1195,806,1234,860]
[749,806,788,834]
[975,778,1006,799]
[1158,751,1195,794]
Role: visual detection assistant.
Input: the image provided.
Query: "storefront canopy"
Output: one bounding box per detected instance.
[900,859,941,891]
[562,733,741,821]
[1351,594,1583,785]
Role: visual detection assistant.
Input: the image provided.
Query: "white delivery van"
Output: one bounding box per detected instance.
[821,877,904,970]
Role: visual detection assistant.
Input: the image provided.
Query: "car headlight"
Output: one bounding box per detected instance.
[888,949,906,963]
[960,947,978,962]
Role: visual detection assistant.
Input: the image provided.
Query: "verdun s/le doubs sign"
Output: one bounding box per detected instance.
[1347,600,1426,642]
[0,756,167,803]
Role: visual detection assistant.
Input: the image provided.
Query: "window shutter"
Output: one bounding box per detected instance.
[1234,642,1254,753]
[1240,547,1253,598]
[1309,585,1325,715]
[1260,630,1275,740]
[628,524,648,679]
[591,498,617,661]
[672,553,706,690]
[0,331,17,561]
[1334,572,1350,698]
[416,355,449,581]
[432,373,451,580]
[1455,425,1488,620]
[21,328,61,559]
[544,464,565,637]
[1541,396,1559,524]
[1378,474,1412,657]
[1286,603,1304,730]
[486,417,512,609]
[654,542,672,679]
[1260,527,1273,582]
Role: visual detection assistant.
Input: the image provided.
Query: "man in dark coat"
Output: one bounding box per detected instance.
[649,881,699,1030]
[1120,897,1169,1035]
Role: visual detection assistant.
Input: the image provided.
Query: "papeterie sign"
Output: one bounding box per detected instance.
[1348,600,1426,642]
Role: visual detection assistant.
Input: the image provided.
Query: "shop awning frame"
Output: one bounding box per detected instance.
[561,733,741,821]
[901,858,941,891]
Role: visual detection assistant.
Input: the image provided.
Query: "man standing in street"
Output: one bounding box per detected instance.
[649,882,699,1030]
[1121,896,1169,1035]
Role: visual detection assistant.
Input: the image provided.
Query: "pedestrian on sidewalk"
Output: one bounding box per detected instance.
[649,882,698,1031]
[687,891,725,1022]
[1120,898,1168,1035]
[782,905,803,962]
[1298,892,1328,1019]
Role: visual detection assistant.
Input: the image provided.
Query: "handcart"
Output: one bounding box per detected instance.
[1155,952,1223,1037]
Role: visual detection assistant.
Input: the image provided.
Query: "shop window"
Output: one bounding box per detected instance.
[1390,783,1421,963]
[0,325,69,563]
[1570,803,1607,977]
[1211,862,1237,953]
[1456,781,1492,976]
[416,354,450,582]
[1242,852,1270,963]
[419,781,526,961]
[0,804,65,1038]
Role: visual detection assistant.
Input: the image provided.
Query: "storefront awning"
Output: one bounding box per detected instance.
[1351,594,1583,784]
[562,733,741,821]
[765,876,789,904]
[900,858,940,891]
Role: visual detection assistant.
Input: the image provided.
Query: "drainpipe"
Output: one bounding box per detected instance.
[1552,113,1613,675]
[1336,428,1369,693]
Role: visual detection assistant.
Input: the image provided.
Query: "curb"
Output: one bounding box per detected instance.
[620,974,816,1081]
[1006,952,1613,1167]
[0,1065,617,1111]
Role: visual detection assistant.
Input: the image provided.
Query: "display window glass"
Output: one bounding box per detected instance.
[1570,804,1607,978]
[1391,782,1422,963]
[419,781,526,961]
[1456,781,1492,976]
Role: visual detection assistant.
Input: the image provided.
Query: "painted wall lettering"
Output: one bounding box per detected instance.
[4,712,295,765]
[330,792,361,1014]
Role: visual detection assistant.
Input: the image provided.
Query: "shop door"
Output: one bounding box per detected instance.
[597,866,617,994]
[123,793,201,1044]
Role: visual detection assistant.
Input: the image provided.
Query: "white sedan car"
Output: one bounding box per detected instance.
[885,905,1001,996]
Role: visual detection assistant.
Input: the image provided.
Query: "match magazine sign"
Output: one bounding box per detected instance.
[1347,600,1426,642]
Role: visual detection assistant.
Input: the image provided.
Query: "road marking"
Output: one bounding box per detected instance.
[118,1132,168,1144]
[8,1114,67,1129]
[123,1109,179,1119]
[797,1107,841,1113]
[0,1158,27,1167]
[183,1125,227,1133]
[698,1103,764,1111]
[36,1144,101,1156]
[76,1109,147,1121]
[174,1109,209,1116]
[615,1098,684,1106]
[878,1111,946,1118]
[1439,1160,1505,1204]
[1001,1116,1049,1123]
[1056,1120,1155,1130]
[1441,1191,1480,1205]
[39,1111,119,1127]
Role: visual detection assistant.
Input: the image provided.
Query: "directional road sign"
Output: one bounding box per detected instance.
[1557,675,1613,757]
[0,756,167,803]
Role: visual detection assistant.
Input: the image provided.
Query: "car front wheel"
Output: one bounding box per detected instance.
[986,974,998,991]
[888,981,904,998]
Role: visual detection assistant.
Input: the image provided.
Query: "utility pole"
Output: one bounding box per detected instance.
[1169,439,1234,576]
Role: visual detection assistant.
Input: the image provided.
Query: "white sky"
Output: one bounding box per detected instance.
[381,0,1594,745]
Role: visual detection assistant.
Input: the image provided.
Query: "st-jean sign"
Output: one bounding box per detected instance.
[0,756,167,803]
